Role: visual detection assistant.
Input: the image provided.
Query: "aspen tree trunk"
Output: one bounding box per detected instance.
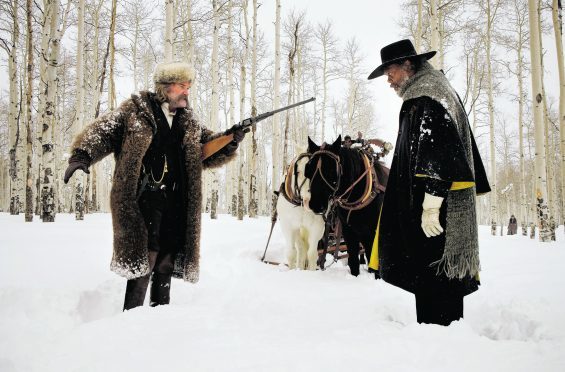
[8,0,21,215]
[248,0,258,218]
[238,0,250,220]
[226,0,238,217]
[210,0,220,219]
[40,0,62,222]
[538,8,555,225]
[74,0,86,218]
[486,0,498,235]
[24,0,34,222]
[528,0,552,242]
[283,19,299,172]
[320,25,329,142]
[416,0,423,52]
[517,34,528,235]
[553,0,565,228]
[429,0,440,68]
[271,0,281,215]
[165,0,174,61]
[108,0,117,110]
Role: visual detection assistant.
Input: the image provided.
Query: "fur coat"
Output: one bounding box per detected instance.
[71,91,237,283]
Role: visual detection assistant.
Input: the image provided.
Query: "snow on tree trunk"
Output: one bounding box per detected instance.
[528,0,552,242]
[553,0,565,229]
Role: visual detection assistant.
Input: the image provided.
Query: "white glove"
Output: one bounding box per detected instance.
[421,193,444,238]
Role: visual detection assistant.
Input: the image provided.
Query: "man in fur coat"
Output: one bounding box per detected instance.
[367,40,490,325]
[64,61,247,310]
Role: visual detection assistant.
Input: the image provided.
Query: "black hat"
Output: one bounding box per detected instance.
[367,39,436,80]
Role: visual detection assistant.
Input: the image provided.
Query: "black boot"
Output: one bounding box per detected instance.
[123,274,151,311]
[150,273,172,307]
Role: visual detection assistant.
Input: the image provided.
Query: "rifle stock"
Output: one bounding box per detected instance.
[201,97,315,161]
[201,133,235,160]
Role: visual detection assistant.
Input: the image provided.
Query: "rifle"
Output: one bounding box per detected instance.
[201,97,316,160]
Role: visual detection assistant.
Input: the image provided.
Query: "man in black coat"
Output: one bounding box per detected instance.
[367,40,490,325]
[64,61,247,310]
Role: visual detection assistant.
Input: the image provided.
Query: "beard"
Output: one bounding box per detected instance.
[392,74,411,97]
[168,94,188,112]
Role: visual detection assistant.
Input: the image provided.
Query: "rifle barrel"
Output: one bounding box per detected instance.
[253,97,316,123]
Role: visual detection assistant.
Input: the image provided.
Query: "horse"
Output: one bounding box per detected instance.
[276,153,325,270]
[303,136,389,277]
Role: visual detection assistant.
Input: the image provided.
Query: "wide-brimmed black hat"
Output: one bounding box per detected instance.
[367,39,436,80]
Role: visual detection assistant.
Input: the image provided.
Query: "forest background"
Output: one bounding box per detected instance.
[0,0,563,240]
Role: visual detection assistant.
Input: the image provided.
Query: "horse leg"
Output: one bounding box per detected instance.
[305,215,325,271]
[296,227,308,270]
[342,225,361,276]
[286,230,299,269]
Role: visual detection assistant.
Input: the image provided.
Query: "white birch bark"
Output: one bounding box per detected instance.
[209,0,220,219]
[39,0,62,222]
[416,0,423,52]
[7,0,21,214]
[528,0,552,241]
[429,0,440,68]
[24,0,34,222]
[271,0,281,207]
[247,0,258,218]
[165,0,174,61]
[74,0,86,219]
[238,0,250,220]
[552,0,565,228]
[486,0,498,235]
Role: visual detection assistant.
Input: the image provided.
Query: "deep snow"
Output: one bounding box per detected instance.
[0,212,564,372]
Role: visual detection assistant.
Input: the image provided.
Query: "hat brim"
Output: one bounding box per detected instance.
[367,51,437,80]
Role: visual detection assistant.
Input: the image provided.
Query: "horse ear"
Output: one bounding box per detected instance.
[330,135,342,152]
[307,136,319,152]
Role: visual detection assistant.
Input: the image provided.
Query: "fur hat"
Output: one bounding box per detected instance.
[153,61,196,84]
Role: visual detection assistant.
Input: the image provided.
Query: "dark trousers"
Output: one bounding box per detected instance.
[415,293,463,326]
[123,189,182,311]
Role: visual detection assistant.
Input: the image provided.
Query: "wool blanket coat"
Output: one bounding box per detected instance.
[70,91,237,283]
[369,63,490,297]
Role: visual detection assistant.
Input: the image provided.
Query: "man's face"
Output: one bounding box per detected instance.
[344,139,352,148]
[384,61,412,94]
[166,81,192,111]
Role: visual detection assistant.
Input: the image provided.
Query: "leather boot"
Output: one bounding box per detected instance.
[149,273,172,307]
[123,274,151,311]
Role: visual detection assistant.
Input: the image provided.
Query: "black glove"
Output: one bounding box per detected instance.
[225,126,250,151]
[64,150,91,184]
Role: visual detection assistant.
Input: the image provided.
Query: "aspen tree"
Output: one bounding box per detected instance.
[528,0,552,241]
[248,0,258,218]
[165,0,174,61]
[552,0,564,228]
[74,0,86,220]
[210,0,220,219]
[24,0,33,222]
[270,0,282,217]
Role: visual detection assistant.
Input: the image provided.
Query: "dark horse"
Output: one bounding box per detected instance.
[304,136,389,277]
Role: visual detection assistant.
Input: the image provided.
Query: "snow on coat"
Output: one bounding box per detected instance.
[70,91,237,283]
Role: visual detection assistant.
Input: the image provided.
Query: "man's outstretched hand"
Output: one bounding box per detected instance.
[64,150,91,184]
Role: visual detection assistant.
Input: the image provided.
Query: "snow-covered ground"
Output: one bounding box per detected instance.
[0,212,564,372]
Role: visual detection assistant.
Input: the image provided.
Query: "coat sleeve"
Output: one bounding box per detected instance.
[410,97,475,184]
[70,109,126,165]
[200,126,238,169]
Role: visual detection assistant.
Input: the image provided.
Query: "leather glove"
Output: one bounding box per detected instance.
[63,150,91,184]
[225,126,250,151]
[421,193,444,238]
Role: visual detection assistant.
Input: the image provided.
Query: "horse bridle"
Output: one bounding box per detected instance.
[282,152,312,207]
[308,148,380,214]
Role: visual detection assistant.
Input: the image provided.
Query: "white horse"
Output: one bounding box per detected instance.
[276,154,325,270]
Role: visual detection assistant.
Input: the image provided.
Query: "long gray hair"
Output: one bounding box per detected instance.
[154,83,171,105]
